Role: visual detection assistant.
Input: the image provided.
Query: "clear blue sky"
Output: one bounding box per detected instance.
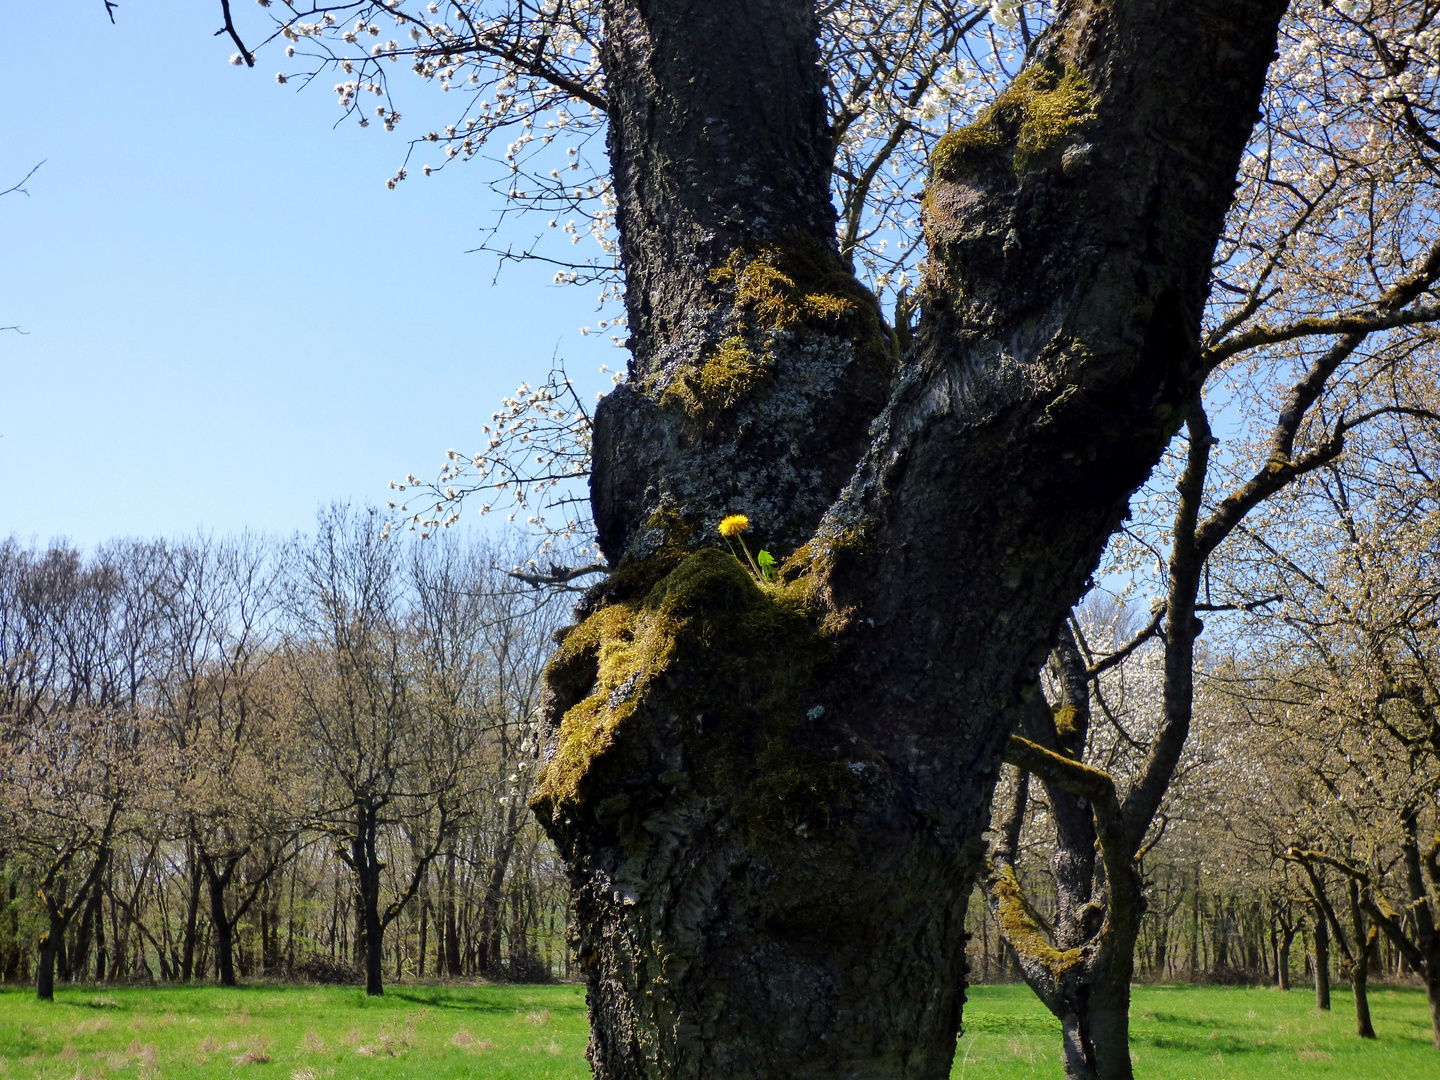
[0,2,612,551]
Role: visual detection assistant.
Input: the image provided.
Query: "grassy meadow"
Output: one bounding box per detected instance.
[0,981,1431,1079]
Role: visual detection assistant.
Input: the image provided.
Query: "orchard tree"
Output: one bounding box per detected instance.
[0,540,168,998]
[278,506,487,996]
[155,536,304,987]
[210,0,1440,1075]
[1223,404,1440,1047]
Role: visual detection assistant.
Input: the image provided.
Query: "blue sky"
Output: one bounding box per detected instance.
[0,2,612,551]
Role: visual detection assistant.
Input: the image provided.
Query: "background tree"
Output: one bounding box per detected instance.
[160,537,304,987]
[279,507,490,995]
[1220,400,1440,1046]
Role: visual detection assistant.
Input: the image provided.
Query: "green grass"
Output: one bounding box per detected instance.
[0,982,589,1079]
[955,983,1436,1079]
[0,981,1431,1079]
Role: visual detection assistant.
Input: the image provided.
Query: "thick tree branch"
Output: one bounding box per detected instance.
[1003,735,1119,823]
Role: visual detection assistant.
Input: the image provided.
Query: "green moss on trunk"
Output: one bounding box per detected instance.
[990,862,1086,979]
[660,237,891,419]
[533,546,882,848]
[931,64,1094,181]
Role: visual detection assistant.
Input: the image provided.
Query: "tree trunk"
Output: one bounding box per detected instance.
[1348,880,1376,1039]
[443,850,461,977]
[93,887,107,984]
[71,891,97,983]
[535,1,1286,1076]
[353,804,386,997]
[363,898,384,996]
[209,867,237,988]
[479,800,523,974]
[1277,930,1293,992]
[36,911,64,1002]
[180,847,202,981]
[1313,903,1331,1011]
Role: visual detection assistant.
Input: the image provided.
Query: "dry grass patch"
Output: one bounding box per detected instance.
[233,1037,272,1065]
[299,1028,328,1054]
[449,1029,495,1051]
[526,1008,552,1026]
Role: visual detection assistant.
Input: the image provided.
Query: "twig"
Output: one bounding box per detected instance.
[508,561,609,590]
[217,0,255,67]
[0,161,44,198]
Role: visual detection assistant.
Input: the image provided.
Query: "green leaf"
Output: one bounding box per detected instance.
[757,550,777,582]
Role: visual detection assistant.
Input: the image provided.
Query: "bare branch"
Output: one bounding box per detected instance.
[0,160,43,198]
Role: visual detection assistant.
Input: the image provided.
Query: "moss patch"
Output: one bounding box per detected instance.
[661,237,891,418]
[931,64,1094,181]
[1053,703,1080,740]
[659,335,769,416]
[989,862,1085,979]
[534,546,878,847]
[707,244,863,333]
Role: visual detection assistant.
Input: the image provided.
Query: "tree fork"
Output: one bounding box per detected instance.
[536,1,1288,1076]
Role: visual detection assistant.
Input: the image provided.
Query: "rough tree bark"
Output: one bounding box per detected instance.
[530,1,1287,1076]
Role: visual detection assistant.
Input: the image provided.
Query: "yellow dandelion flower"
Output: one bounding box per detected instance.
[718,514,750,538]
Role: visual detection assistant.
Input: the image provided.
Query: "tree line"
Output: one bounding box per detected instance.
[0,506,571,999]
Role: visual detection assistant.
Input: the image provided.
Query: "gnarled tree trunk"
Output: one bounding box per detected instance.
[531,1,1286,1076]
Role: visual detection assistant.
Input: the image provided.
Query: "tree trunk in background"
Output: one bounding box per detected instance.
[71,877,103,983]
[208,867,237,988]
[180,848,202,981]
[35,910,64,1001]
[93,888,107,983]
[479,799,523,974]
[533,2,1286,1075]
[990,636,1143,1080]
[1314,903,1331,1011]
[351,803,386,996]
[1347,880,1376,1038]
[443,848,461,977]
